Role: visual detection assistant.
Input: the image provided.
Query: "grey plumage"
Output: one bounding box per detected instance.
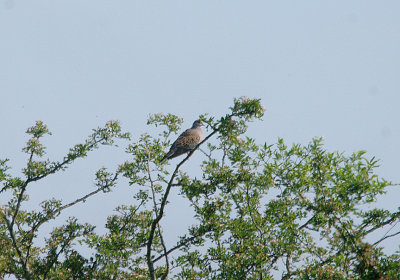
[161,120,204,162]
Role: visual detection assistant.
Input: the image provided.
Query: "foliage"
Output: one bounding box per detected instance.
[1,97,399,280]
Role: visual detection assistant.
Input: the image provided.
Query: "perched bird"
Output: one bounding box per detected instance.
[161,120,204,162]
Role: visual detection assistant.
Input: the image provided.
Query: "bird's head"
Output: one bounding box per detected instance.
[192,120,204,128]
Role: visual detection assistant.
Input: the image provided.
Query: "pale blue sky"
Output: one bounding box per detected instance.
[1,0,400,273]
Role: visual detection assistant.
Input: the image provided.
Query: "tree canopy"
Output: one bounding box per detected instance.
[1,97,399,279]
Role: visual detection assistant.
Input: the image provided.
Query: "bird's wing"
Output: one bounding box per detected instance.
[173,128,202,149]
[161,127,203,162]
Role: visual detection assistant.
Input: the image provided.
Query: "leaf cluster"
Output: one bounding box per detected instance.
[1,98,399,280]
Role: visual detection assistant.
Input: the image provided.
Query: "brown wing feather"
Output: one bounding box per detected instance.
[174,129,199,148]
[161,127,202,162]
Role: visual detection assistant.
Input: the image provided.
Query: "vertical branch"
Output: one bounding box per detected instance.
[146,154,170,279]
[221,141,230,168]
[146,129,218,279]
[11,149,34,229]
[2,214,30,279]
[281,254,293,280]
[3,150,35,279]
[9,182,28,233]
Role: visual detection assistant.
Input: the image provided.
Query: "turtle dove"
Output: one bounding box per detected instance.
[161,120,204,162]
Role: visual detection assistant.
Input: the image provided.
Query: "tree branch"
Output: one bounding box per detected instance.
[373,229,400,247]
[147,153,170,280]
[33,172,119,231]
[25,137,107,185]
[20,171,119,272]
[363,214,400,236]
[2,214,30,279]
[146,127,220,280]
[152,230,208,263]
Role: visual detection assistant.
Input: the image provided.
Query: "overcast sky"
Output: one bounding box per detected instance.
[1,0,399,272]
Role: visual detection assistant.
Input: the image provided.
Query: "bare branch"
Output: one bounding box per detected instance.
[373,229,400,247]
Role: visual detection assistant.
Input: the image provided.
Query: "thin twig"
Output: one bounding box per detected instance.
[373,230,400,247]
[152,230,208,263]
[35,173,119,229]
[25,138,106,185]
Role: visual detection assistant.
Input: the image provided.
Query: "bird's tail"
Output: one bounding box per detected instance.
[160,150,173,163]
[160,155,168,163]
